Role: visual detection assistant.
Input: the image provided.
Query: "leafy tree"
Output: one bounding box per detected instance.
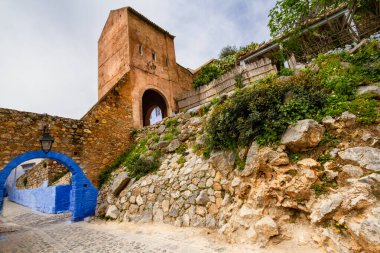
[268,0,344,37]
[219,45,238,59]
[268,0,377,37]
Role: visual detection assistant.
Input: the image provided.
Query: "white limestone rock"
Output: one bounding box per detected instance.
[338,147,380,171]
[281,119,325,151]
[357,85,380,98]
[105,205,120,220]
[310,193,343,223]
[111,172,130,196]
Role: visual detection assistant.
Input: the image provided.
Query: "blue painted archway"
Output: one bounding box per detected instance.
[0,151,98,221]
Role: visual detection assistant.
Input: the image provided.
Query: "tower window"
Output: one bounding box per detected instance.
[165,56,169,66]
[138,45,143,56]
[152,52,156,61]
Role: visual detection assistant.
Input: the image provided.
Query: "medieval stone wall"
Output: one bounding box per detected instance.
[80,74,134,185]
[0,108,86,169]
[16,160,69,189]
[0,73,134,187]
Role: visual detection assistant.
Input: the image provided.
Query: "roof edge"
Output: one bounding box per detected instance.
[126,7,175,39]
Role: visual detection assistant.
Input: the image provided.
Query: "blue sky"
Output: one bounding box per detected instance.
[0,0,277,119]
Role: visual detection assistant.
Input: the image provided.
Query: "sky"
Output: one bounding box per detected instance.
[0,0,277,119]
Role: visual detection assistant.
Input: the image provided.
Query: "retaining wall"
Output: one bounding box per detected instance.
[177,58,277,111]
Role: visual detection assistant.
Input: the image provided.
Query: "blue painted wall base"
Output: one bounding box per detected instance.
[8,185,72,214]
[0,151,98,221]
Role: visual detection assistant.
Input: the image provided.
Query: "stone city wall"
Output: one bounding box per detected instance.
[0,74,134,187]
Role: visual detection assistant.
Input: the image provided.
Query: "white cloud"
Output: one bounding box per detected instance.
[0,0,276,119]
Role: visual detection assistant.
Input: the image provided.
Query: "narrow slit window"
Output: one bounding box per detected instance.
[165,56,169,66]
[152,52,156,61]
[139,45,143,56]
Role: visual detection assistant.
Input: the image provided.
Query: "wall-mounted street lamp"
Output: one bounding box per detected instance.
[40,126,54,153]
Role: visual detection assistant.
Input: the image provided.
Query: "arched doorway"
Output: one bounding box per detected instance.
[0,151,98,222]
[142,89,168,126]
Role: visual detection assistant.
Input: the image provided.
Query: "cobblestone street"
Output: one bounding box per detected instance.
[0,199,323,253]
[0,199,224,253]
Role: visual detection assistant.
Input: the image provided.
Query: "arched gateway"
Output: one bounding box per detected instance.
[0,151,98,222]
[142,89,168,126]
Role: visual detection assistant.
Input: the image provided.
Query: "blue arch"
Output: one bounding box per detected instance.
[0,151,98,222]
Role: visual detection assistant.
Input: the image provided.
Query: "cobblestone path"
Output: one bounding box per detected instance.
[0,199,229,253]
[0,199,323,253]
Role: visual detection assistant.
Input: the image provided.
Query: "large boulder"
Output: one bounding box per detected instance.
[208,151,235,175]
[340,183,375,212]
[310,193,344,223]
[281,119,325,151]
[111,172,130,196]
[240,143,289,177]
[338,147,380,171]
[348,207,380,253]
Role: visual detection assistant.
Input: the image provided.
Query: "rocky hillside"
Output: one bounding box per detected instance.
[96,41,380,253]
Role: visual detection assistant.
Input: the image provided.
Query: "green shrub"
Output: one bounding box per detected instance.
[317,154,332,165]
[193,64,223,88]
[193,42,258,88]
[311,184,328,197]
[206,42,380,152]
[165,118,179,128]
[234,73,244,89]
[176,145,187,155]
[206,73,328,149]
[279,68,294,76]
[98,149,132,188]
[177,156,186,167]
[98,137,162,187]
[127,158,160,180]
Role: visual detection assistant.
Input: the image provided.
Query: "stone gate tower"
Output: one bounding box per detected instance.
[98,7,193,127]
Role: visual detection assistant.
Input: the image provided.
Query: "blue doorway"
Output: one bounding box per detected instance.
[0,151,98,221]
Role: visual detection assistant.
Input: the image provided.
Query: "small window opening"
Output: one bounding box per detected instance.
[152,52,156,61]
[165,56,169,66]
[139,45,143,56]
